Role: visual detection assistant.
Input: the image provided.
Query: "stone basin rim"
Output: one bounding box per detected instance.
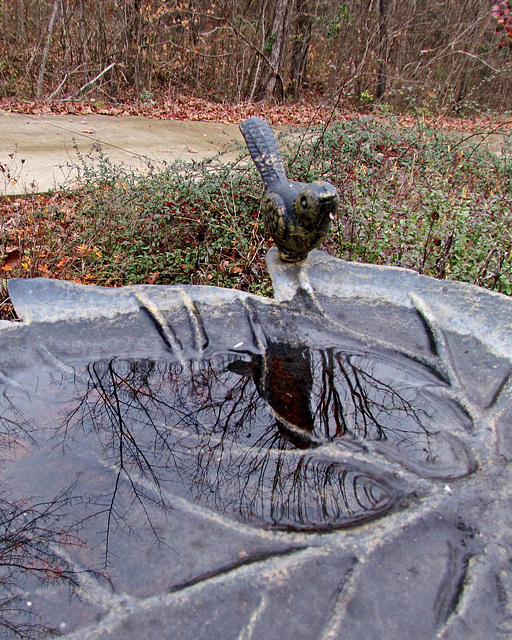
[4,248,512,361]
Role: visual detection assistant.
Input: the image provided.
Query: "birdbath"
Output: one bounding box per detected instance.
[1,118,512,639]
[1,247,512,639]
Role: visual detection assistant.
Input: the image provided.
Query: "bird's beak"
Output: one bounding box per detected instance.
[319,191,338,202]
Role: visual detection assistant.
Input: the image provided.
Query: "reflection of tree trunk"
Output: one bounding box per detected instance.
[375,0,389,100]
[288,0,312,99]
[255,0,293,102]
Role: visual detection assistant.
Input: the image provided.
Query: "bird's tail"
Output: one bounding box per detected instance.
[239,117,287,188]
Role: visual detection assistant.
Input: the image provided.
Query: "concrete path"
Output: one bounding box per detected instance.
[0,112,244,196]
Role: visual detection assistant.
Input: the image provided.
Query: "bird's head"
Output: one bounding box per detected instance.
[293,181,339,229]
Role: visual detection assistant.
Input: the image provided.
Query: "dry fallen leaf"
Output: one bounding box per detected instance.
[143,272,160,285]
[1,248,21,271]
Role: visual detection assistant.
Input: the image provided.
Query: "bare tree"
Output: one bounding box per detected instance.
[288,0,313,98]
[36,0,60,99]
[375,0,390,99]
[255,0,294,102]
[0,0,510,110]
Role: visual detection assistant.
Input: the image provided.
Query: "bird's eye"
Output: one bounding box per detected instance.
[300,196,308,208]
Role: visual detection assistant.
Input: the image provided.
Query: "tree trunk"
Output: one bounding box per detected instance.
[255,0,293,102]
[36,0,60,99]
[375,0,389,99]
[288,0,312,99]
[124,0,143,93]
[14,0,27,43]
[78,0,89,86]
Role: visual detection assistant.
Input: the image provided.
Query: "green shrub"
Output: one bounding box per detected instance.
[286,117,512,295]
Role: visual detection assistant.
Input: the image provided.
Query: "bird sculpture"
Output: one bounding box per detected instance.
[239,116,339,262]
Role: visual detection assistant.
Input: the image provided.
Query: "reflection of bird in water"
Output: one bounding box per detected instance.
[228,340,317,448]
[239,116,339,262]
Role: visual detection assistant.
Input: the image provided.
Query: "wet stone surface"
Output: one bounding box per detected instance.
[1,248,512,638]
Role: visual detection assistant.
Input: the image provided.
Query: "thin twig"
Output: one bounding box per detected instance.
[68,62,117,100]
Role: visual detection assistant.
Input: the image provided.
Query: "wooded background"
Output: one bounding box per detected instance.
[0,0,511,112]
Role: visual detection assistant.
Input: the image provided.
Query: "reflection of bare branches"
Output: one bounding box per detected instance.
[0,389,37,458]
[311,350,437,456]
[51,355,274,565]
[0,483,91,639]
[230,342,448,462]
[221,448,395,531]
[42,332,471,544]
[52,354,398,536]
[60,360,182,567]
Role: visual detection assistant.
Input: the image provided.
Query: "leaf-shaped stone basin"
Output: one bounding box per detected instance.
[2,248,512,639]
